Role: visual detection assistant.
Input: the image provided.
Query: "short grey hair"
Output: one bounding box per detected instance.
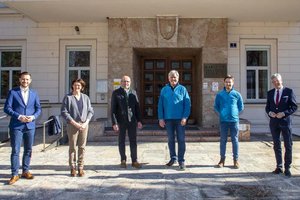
[271,73,282,81]
[168,70,179,78]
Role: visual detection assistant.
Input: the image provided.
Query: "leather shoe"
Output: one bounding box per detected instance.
[132,161,142,169]
[78,169,85,177]
[217,159,225,168]
[8,176,20,185]
[120,160,127,168]
[272,168,283,174]
[166,160,177,167]
[179,162,186,170]
[71,169,76,177]
[233,160,240,169]
[21,171,34,179]
[284,169,292,177]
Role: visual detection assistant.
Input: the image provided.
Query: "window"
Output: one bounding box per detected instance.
[240,39,277,103]
[59,40,96,102]
[246,47,269,100]
[66,46,91,96]
[0,47,23,99]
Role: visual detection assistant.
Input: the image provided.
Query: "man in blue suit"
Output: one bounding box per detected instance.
[4,71,41,185]
[265,73,297,177]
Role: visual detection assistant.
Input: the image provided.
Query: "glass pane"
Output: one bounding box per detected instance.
[145,96,153,105]
[144,60,154,70]
[259,70,268,99]
[185,85,192,93]
[183,61,192,69]
[69,51,90,67]
[1,51,21,67]
[81,70,90,96]
[12,70,21,88]
[145,84,153,93]
[156,83,164,93]
[68,70,78,92]
[144,107,154,117]
[247,50,268,66]
[156,60,165,69]
[247,70,256,99]
[171,61,180,69]
[145,73,153,81]
[155,72,165,81]
[183,73,192,81]
[1,71,9,99]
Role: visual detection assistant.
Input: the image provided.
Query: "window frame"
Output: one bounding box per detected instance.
[59,40,96,102]
[240,39,277,103]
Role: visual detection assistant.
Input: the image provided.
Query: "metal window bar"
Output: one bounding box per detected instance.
[42,116,64,152]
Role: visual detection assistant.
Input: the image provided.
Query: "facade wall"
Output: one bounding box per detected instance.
[0,16,109,121]
[228,22,300,132]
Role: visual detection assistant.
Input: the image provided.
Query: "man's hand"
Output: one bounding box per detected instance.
[137,122,143,129]
[159,119,165,128]
[181,118,187,126]
[276,112,285,119]
[113,124,119,132]
[269,112,276,118]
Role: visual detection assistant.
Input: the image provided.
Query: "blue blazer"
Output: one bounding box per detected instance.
[265,87,297,126]
[4,87,42,130]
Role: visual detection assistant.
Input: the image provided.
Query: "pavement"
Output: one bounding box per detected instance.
[0,129,300,200]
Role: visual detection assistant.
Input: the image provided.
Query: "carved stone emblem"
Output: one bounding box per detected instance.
[157,16,178,40]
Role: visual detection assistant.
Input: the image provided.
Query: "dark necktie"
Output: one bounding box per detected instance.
[275,90,280,106]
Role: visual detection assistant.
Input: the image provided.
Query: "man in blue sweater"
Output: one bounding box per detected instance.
[158,70,191,170]
[214,75,244,169]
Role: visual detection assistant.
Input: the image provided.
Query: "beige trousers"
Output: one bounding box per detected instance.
[67,124,88,170]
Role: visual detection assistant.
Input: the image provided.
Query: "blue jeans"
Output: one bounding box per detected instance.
[220,122,239,160]
[165,119,186,164]
[10,128,35,176]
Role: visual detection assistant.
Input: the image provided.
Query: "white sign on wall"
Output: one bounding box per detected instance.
[212,82,219,92]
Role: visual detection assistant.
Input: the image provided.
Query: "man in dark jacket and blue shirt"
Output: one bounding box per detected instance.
[158,70,191,170]
[265,73,297,177]
[214,75,244,169]
[111,75,143,169]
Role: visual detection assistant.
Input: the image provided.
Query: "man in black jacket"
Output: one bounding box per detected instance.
[111,75,143,169]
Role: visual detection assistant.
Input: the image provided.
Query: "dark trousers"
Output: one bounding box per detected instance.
[118,122,137,163]
[270,122,293,169]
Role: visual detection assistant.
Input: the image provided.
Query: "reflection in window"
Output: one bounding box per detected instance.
[183,73,192,81]
[259,70,268,99]
[171,61,180,69]
[145,84,153,92]
[156,60,165,69]
[145,96,153,105]
[145,60,154,70]
[145,73,153,81]
[183,61,192,69]
[247,50,268,66]
[69,51,90,67]
[1,51,21,67]
[247,70,256,99]
[155,72,165,81]
[145,107,153,117]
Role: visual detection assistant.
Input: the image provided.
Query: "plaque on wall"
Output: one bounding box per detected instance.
[204,63,227,78]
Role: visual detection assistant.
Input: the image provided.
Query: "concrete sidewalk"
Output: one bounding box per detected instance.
[0,132,300,200]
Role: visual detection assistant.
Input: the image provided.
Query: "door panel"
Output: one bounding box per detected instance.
[141,57,194,123]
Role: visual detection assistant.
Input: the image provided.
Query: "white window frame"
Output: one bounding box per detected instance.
[0,40,26,101]
[59,40,96,102]
[240,39,277,103]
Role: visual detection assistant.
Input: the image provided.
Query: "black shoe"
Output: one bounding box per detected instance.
[284,169,292,177]
[166,160,177,166]
[179,163,186,171]
[272,168,283,174]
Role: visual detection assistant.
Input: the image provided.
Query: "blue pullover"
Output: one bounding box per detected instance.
[214,87,244,122]
[158,83,191,120]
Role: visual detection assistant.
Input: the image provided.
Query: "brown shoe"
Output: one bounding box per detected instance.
[120,160,127,168]
[21,171,34,179]
[71,169,76,177]
[8,176,20,185]
[78,169,85,177]
[233,160,240,169]
[217,159,225,168]
[132,161,142,169]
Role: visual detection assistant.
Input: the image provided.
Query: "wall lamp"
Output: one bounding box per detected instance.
[74,26,80,35]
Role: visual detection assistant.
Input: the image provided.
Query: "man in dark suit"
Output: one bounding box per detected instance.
[111,75,143,169]
[4,72,41,185]
[265,73,297,177]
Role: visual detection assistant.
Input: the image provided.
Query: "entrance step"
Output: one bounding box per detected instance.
[100,124,250,142]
